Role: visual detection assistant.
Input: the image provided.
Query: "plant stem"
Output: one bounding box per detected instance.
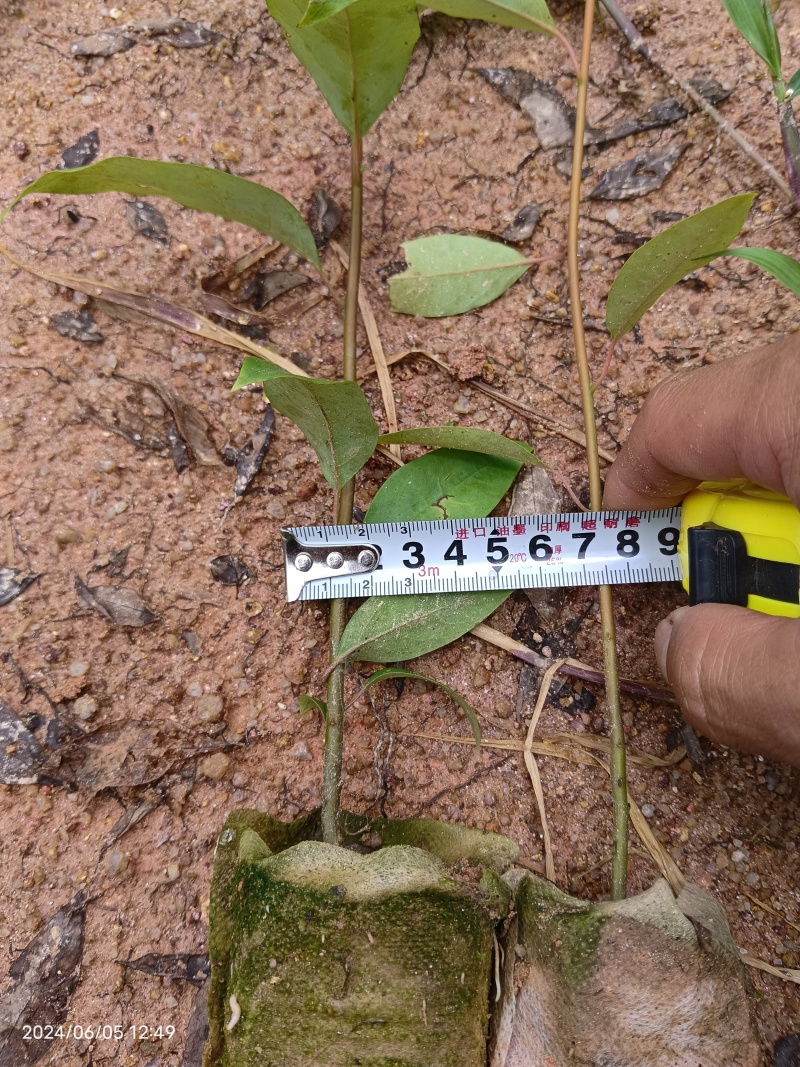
[778,97,800,206]
[322,127,363,846]
[567,0,628,899]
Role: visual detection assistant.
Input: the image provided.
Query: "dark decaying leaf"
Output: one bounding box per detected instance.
[0,702,44,786]
[232,407,275,499]
[182,983,210,1067]
[71,30,136,56]
[50,309,104,343]
[60,129,100,169]
[124,17,223,48]
[210,556,255,586]
[126,953,210,985]
[688,75,733,105]
[75,575,158,628]
[586,98,688,147]
[125,199,169,244]
[589,143,688,200]
[501,202,542,243]
[114,371,221,466]
[0,568,39,607]
[0,894,85,1067]
[66,721,227,795]
[104,546,130,578]
[774,1033,800,1067]
[165,419,191,473]
[199,290,272,327]
[479,67,574,148]
[307,188,343,247]
[252,270,309,310]
[103,796,156,850]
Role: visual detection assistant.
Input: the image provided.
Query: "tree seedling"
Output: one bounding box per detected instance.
[723,0,800,206]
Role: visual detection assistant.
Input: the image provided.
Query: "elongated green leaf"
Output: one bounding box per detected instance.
[378,425,542,467]
[234,356,378,492]
[787,68,800,98]
[303,0,555,32]
[337,590,509,663]
[426,0,554,33]
[360,667,481,746]
[3,157,320,268]
[605,193,756,339]
[299,693,327,718]
[390,235,530,317]
[366,448,521,522]
[722,0,781,79]
[300,0,359,23]
[268,0,420,137]
[720,246,800,296]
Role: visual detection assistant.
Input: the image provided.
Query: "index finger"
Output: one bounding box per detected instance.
[602,335,800,511]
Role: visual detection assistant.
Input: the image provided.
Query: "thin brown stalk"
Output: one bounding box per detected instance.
[322,126,363,846]
[568,0,628,899]
[331,239,400,461]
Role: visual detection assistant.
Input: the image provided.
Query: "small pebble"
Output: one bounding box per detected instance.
[198,694,224,723]
[199,753,231,780]
[69,661,89,677]
[186,680,204,698]
[54,526,80,545]
[106,850,129,874]
[641,804,655,818]
[289,741,312,761]
[73,695,98,721]
[166,862,180,881]
[731,849,746,864]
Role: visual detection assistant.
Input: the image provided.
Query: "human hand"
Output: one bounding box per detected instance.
[603,336,800,767]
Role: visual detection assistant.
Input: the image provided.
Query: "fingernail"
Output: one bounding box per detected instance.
[655,606,691,679]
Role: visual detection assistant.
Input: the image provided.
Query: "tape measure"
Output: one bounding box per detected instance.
[281,482,800,618]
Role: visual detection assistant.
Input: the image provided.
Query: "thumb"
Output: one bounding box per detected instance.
[655,604,800,768]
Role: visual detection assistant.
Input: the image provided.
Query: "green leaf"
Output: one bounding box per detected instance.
[722,0,782,79]
[360,667,481,746]
[300,0,359,23]
[267,0,420,137]
[720,246,800,296]
[378,425,542,467]
[337,589,509,663]
[605,193,756,339]
[366,448,521,522]
[390,235,530,317]
[3,157,320,269]
[303,0,555,32]
[299,693,327,718]
[425,0,555,33]
[234,356,378,492]
[787,68,800,98]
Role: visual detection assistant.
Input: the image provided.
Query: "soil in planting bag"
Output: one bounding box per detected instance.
[491,872,762,1067]
[204,810,512,1067]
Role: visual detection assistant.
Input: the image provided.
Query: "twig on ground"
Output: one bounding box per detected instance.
[471,623,675,704]
[524,658,565,881]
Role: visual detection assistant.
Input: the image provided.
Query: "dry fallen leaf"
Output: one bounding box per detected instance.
[0,703,44,786]
[0,568,39,607]
[113,371,221,466]
[589,143,688,200]
[75,575,158,627]
[0,893,86,1066]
